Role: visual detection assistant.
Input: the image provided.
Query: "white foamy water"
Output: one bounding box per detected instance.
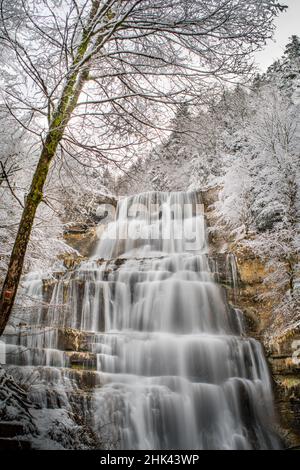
[3,191,280,449]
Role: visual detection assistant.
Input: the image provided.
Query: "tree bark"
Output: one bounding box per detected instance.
[0,142,54,335]
[0,2,102,336]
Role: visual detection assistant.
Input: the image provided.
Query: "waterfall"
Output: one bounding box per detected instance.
[3,191,280,450]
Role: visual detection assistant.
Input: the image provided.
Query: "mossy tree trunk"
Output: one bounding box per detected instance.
[0,1,102,336]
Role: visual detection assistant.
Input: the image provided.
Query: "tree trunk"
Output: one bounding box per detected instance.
[0,139,56,335]
[0,0,124,335]
[0,85,89,335]
[0,1,103,336]
[0,66,89,335]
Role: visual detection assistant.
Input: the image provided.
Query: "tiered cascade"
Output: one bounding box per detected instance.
[3,192,280,449]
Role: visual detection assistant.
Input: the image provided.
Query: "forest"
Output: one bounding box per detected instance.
[0,0,299,453]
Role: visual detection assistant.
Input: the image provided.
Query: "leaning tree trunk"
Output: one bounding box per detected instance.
[0,1,104,336]
[0,72,89,335]
[0,116,83,336]
[0,141,52,335]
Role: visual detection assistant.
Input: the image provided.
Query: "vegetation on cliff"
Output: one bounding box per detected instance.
[114,36,300,345]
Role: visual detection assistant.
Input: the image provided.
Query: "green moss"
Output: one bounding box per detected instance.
[70,363,96,371]
[277,375,300,388]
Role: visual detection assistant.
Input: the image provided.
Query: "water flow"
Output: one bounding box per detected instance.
[3,191,280,450]
[91,192,279,449]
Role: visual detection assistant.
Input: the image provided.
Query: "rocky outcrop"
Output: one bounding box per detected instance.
[62,195,116,258]
[0,366,37,449]
[202,185,300,448]
[60,186,300,449]
[8,186,295,449]
[63,227,98,258]
[232,246,300,448]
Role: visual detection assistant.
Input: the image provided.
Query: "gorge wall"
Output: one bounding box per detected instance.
[63,187,300,448]
[203,187,300,448]
[0,187,299,449]
[0,190,286,449]
[59,187,300,448]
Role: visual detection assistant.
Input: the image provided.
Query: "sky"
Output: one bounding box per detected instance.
[255,0,300,71]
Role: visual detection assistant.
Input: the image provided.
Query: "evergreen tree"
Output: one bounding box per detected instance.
[266,35,300,100]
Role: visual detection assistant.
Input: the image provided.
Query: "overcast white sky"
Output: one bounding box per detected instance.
[255,0,300,71]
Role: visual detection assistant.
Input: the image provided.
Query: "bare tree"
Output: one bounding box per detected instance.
[0,0,286,334]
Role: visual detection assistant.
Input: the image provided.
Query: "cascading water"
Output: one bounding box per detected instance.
[3,191,280,449]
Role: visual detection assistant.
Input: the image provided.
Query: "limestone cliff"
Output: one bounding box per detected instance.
[204,186,300,448]
[57,187,300,448]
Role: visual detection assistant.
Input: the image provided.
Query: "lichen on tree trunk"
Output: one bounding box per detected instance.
[0,1,102,336]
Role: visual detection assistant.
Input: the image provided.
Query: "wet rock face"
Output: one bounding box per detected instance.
[63,202,116,258]
[63,227,99,258]
[234,247,274,336]
[202,186,300,448]
[2,188,297,449]
[228,246,300,448]
[269,334,300,447]
[275,375,300,445]
[2,191,282,450]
